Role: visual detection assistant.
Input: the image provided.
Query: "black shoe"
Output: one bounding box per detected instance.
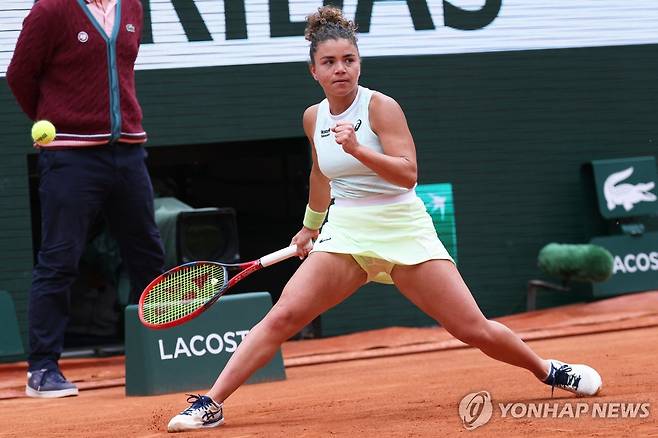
[25,368,79,398]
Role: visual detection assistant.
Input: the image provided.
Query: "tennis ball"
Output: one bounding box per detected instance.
[31,120,56,145]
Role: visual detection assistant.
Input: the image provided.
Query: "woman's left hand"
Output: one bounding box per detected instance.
[332,121,359,155]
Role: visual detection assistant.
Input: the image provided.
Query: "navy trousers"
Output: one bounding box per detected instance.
[28,145,164,371]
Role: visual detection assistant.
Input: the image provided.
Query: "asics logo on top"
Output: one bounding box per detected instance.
[320,129,330,138]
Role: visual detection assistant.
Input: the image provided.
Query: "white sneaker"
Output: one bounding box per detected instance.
[167,394,224,432]
[544,359,602,397]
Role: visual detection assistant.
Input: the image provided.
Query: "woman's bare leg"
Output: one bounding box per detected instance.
[391,260,549,380]
[207,252,367,402]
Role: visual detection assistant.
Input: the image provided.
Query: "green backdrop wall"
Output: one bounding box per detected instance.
[1,43,657,345]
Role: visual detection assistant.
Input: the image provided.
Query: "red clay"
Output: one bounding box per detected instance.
[2,292,657,437]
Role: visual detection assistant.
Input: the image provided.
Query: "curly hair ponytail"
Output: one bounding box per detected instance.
[305,6,358,63]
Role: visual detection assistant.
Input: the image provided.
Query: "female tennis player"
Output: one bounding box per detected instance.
[167,6,602,432]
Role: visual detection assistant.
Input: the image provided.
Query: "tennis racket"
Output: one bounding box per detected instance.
[138,245,303,329]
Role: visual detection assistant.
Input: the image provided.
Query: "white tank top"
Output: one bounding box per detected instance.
[313,86,410,199]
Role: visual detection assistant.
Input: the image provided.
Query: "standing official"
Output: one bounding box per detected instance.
[7,0,164,398]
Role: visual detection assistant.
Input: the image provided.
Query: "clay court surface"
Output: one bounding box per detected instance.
[2,292,658,437]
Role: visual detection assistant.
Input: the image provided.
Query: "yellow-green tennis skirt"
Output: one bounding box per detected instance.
[310,190,454,284]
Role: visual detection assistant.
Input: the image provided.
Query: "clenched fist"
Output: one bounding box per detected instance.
[332,120,359,155]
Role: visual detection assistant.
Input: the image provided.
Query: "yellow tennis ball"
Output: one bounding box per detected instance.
[31,120,56,145]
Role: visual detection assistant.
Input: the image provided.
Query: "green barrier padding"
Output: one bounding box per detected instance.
[322,282,435,337]
[591,232,658,297]
[0,291,24,357]
[125,291,285,396]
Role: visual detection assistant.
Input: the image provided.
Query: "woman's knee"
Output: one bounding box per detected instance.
[448,319,494,347]
[262,307,307,339]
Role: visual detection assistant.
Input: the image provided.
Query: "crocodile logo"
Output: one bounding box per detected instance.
[603,166,656,211]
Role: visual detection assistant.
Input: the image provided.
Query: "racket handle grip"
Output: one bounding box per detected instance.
[260,245,303,267]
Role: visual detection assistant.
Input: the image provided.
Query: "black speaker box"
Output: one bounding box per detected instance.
[176,207,240,264]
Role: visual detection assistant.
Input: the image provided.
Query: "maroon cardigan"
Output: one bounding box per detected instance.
[7,0,147,145]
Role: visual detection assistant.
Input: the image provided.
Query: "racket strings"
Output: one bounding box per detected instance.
[142,264,227,326]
